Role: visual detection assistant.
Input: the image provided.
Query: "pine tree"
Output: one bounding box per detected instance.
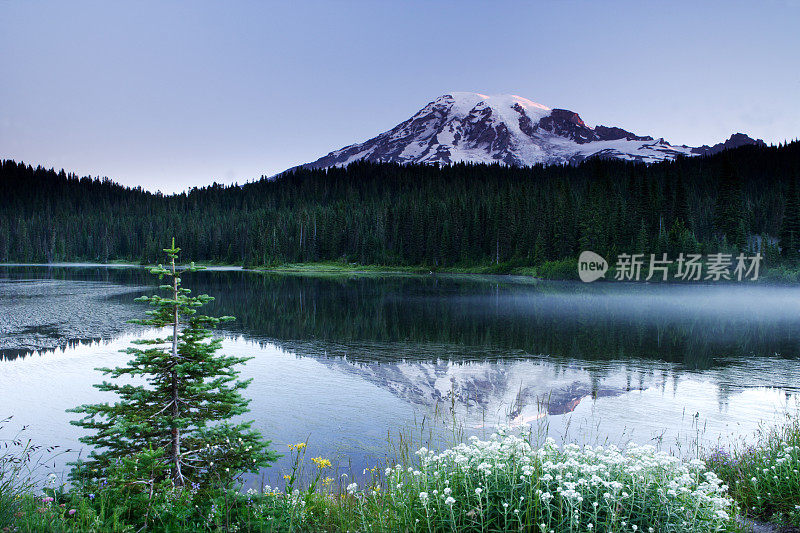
[714,160,747,250]
[779,177,800,258]
[635,219,649,254]
[673,172,690,226]
[70,240,278,488]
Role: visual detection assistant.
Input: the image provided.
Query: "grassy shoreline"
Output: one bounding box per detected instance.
[6,257,800,283]
[3,412,799,532]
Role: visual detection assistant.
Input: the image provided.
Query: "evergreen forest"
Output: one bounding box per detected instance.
[2,141,799,268]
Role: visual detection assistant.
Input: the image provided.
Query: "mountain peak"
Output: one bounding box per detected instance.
[430,93,551,123]
[291,93,763,171]
[437,92,551,109]
[691,133,766,156]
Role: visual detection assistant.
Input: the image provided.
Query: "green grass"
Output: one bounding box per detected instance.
[0,417,71,532]
[236,258,800,283]
[4,427,742,532]
[253,261,430,276]
[13,256,800,284]
[251,260,579,280]
[705,411,800,528]
[5,407,800,532]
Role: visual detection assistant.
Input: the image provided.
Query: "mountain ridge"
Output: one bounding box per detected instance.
[289,92,764,172]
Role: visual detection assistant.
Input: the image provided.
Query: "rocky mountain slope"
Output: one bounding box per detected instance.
[294,92,763,170]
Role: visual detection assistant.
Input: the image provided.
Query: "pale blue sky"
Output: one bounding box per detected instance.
[1,1,798,192]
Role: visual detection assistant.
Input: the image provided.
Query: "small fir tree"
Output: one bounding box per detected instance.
[70,240,278,488]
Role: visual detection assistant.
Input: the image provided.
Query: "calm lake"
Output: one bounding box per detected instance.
[2,265,799,486]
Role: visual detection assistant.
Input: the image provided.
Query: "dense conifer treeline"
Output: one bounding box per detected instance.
[1,141,799,267]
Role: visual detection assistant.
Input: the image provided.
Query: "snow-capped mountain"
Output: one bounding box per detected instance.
[275,339,650,428]
[295,92,763,170]
[311,356,645,427]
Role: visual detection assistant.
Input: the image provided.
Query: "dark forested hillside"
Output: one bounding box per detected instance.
[1,141,799,267]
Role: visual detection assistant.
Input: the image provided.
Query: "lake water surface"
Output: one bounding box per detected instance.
[1,265,799,486]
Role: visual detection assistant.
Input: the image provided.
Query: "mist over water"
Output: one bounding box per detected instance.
[1,265,799,484]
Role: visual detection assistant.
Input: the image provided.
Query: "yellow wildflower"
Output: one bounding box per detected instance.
[311,457,332,469]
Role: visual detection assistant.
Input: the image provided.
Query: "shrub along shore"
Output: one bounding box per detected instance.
[2,413,799,532]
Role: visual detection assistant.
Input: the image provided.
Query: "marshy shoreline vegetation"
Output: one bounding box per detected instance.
[7,257,800,283]
[3,409,800,532]
[245,259,800,283]
[2,245,800,532]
